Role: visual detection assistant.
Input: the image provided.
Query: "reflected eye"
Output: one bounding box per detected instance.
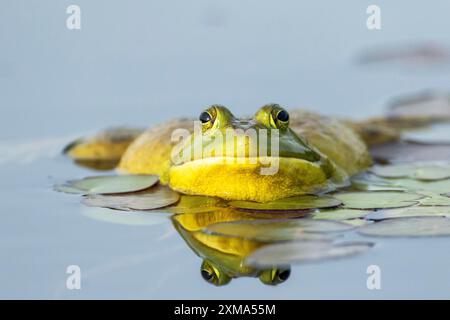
[201,269,214,281]
[199,111,212,124]
[259,267,291,285]
[200,260,231,286]
[277,269,291,281]
[276,110,289,122]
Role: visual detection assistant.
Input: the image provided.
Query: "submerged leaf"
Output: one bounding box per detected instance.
[358,216,450,237]
[366,206,450,220]
[334,191,422,209]
[419,193,450,206]
[229,195,341,212]
[57,175,159,195]
[54,184,84,194]
[246,241,373,266]
[163,195,221,214]
[205,219,353,242]
[342,219,372,227]
[82,186,180,211]
[312,208,370,221]
[81,207,169,226]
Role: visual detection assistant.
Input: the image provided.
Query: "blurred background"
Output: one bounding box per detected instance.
[2,0,450,140]
[1,0,450,299]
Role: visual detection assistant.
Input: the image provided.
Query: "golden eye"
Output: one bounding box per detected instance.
[271,107,289,129]
[200,260,231,286]
[198,107,218,131]
[259,267,291,285]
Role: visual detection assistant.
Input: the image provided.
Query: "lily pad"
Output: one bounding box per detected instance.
[246,241,373,266]
[342,219,372,227]
[81,207,169,226]
[366,206,450,220]
[56,175,159,195]
[229,195,341,212]
[419,194,450,206]
[205,219,353,242]
[82,186,180,211]
[371,163,450,181]
[334,191,422,209]
[163,195,221,214]
[358,217,450,237]
[312,209,370,221]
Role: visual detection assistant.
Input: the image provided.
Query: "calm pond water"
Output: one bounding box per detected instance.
[1,1,450,299]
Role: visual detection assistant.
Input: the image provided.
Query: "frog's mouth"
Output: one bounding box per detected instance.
[168,156,333,202]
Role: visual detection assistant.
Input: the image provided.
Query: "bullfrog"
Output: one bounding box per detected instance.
[64,103,399,202]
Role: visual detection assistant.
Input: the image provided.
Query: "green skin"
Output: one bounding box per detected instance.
[177,104,324,165]
[170,104,338,202]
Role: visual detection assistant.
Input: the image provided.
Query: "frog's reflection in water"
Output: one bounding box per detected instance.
[172,208,296,286]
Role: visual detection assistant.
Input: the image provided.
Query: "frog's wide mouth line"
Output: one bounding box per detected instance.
[171,155,320,169]
[168,156,333,202]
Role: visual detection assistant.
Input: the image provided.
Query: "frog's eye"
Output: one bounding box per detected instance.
[200,260,231,286]
[199,111,212,124]
[254,104,290,129]
[276,109,289,122]
[199,107,219,131]
[259,267,291,285]
[272,108,290,129]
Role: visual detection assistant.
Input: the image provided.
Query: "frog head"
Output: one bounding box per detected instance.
[169,104,334,202]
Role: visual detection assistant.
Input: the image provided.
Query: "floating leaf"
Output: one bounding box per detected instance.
[342,219,372,227]
[366,206,450,220]
[229,195,341,212]
[371,163,450,181]
[246,241,373,266]
[81,207,169,226]
[419,194,450,206]
[334,191,422,209]
[163,195,221,214]
[56,175,159,195]
[312,209,370,221]
[358,217,450,237]
[82,186,180,211]
[205,219,353,242]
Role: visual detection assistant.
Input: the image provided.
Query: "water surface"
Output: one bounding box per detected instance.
[1,0,450,299]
